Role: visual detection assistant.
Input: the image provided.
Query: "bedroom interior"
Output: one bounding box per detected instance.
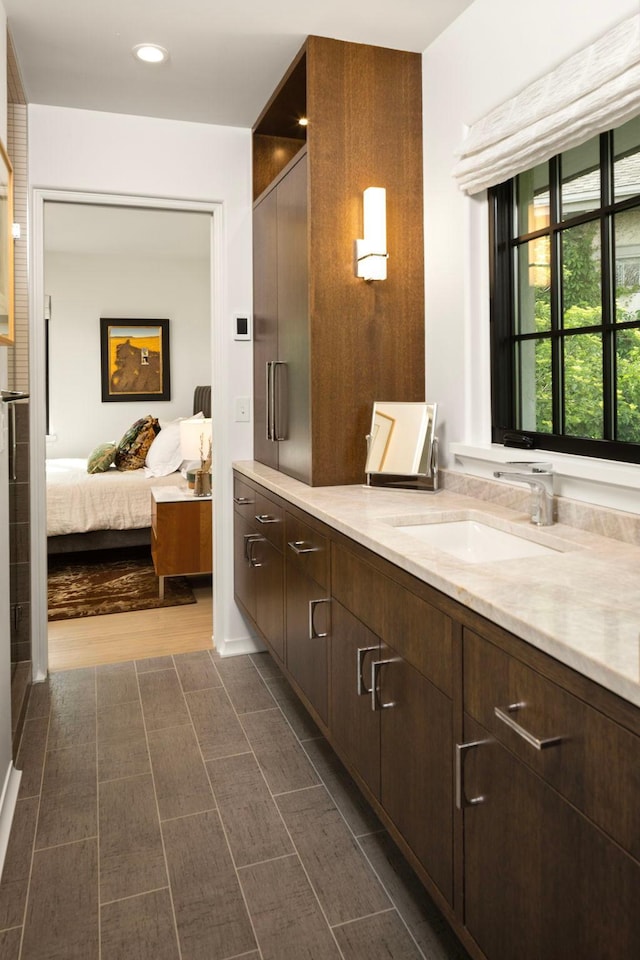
[43,202,214,659]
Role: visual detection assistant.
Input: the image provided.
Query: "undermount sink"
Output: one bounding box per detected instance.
[392,518,565,564]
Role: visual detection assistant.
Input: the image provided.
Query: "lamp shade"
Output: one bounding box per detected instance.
[180,418,212,462]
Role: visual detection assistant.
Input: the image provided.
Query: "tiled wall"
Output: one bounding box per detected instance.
[7,33,31,669]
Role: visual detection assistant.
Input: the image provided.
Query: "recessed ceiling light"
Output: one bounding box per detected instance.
[132,43,169,64]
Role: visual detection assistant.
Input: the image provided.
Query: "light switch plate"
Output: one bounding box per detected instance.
[235,397,250,422]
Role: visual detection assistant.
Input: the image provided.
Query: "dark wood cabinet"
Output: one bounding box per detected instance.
[232,470,640,960]
[252,36,426,486]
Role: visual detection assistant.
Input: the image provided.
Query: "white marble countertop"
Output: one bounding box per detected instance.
[234,460,640,709]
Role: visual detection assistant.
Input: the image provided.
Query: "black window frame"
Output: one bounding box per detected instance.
[489,127,640,465]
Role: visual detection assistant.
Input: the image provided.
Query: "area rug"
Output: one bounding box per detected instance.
[48,551,196,621]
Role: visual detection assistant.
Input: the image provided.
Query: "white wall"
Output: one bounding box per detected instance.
[28,104,256,665]
[45,249,211,457]
[422,0,640,510]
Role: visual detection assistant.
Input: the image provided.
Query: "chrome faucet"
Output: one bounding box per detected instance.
[493,462,555,526]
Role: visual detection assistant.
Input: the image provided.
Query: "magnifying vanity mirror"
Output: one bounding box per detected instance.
[365,401,439,491]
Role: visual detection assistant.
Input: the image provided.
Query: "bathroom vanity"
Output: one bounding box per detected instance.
[233,461,640,960]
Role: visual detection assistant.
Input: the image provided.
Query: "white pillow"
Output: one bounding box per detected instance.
[144,413,204,477]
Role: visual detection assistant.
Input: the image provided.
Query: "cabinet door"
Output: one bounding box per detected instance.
[276,154,311,483]
[285,559,330,723]
[462,716,640,960]
[329,599,380,797]
[253,536,285,664]
[378,654,454,906]
[234,512,256,620]
[253,186,279,469]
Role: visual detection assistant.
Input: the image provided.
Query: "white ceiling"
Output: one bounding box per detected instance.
[4,0,474,127]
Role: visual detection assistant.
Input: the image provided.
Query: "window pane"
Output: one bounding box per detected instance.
[614,209,640,323]
[561,136,600,221]
[516,162,550,237]
[616,327,640,442]
[563,333,603,439]
[561,222,601,329]
[613,115,640,204]
[516,338,552,433]
[516,239,551,334]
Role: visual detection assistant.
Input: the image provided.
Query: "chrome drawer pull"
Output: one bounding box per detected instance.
[494,703,563,751]
[356,646,377,696]
[243,532,261,562]
[233,496,253,505]
[455,740,489,810]
[308,598,331,639]
[256,513,279,524]
[370,658,399,712]
[244,534,264,568]
[287,540,319,555]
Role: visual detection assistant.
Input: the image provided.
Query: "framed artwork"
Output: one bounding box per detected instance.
[0,139,14,346]
[100,318,171,402]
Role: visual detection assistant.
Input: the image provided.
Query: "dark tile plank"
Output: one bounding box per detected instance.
[266,675,321,741]
[147,725,215,820]
[333,910,425,959]
[96,660,139,708]
[162,810,256,960]
[99,774,167,903]
[97,699,150,782]
[238,855,341,960]
[135,656,175,673]
[46,669,97,752]
[0,928,21,960]
[277,785,390,924]
[21,839,99,960]
[173,651,221,692]
[35,741,97,849]
[138,668,190,731]
[0,797,38,929]
[215,657,275,714]
[249,651,283,680]
[240,708,319,795]
[16,717,48,799]
[302,737,382,837]
[359,832,471,960]
[206,753,293,867]
[101,888,179,960]
[185,687,250,760]
[25,679,50,720]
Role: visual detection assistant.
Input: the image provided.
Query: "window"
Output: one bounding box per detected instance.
[490,115,640,463]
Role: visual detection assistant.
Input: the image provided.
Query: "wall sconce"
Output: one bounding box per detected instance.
[354,187,388,281]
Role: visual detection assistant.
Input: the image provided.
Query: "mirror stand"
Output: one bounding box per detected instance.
[366,436,440,492]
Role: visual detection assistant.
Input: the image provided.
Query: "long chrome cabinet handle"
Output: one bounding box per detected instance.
[287,540,319,555]
[370,659,399,712]
[255,513,279,524]
[272,360,286,441]
[243,532,261,562]
[455,740,489,810]
[356,646,377,696]
[244,534,264,568]
[308,598,331,640]
[266,361,274,441]
[494,703,563,751]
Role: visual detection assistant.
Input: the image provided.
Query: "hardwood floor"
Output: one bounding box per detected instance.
[47,576,213,672]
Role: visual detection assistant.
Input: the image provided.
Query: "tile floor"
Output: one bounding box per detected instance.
[0,648,471,960]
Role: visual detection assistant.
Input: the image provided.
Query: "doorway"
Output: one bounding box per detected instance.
[31,193,220,676]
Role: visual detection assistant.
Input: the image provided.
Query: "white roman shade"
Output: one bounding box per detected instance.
[453,13,640,196]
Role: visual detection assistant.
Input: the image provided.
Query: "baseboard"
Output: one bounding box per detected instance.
[216,633,266,658]
[0,763,22,877]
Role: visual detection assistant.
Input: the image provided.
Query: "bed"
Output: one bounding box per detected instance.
[47,385,211,555]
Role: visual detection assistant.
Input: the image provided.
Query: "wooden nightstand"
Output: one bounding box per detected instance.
[151,486,212,598]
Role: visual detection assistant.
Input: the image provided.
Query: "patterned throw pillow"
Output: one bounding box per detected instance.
[87,442,117,474]
[115,415,161,470]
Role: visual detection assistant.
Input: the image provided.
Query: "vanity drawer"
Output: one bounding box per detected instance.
[331,542,452,696]
[233,476,257,518]
[464,627,640,859]
[253,492,285,550]
[285,513,330,588]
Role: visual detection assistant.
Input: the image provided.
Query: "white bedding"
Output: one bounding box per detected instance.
[46,458,188,537]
